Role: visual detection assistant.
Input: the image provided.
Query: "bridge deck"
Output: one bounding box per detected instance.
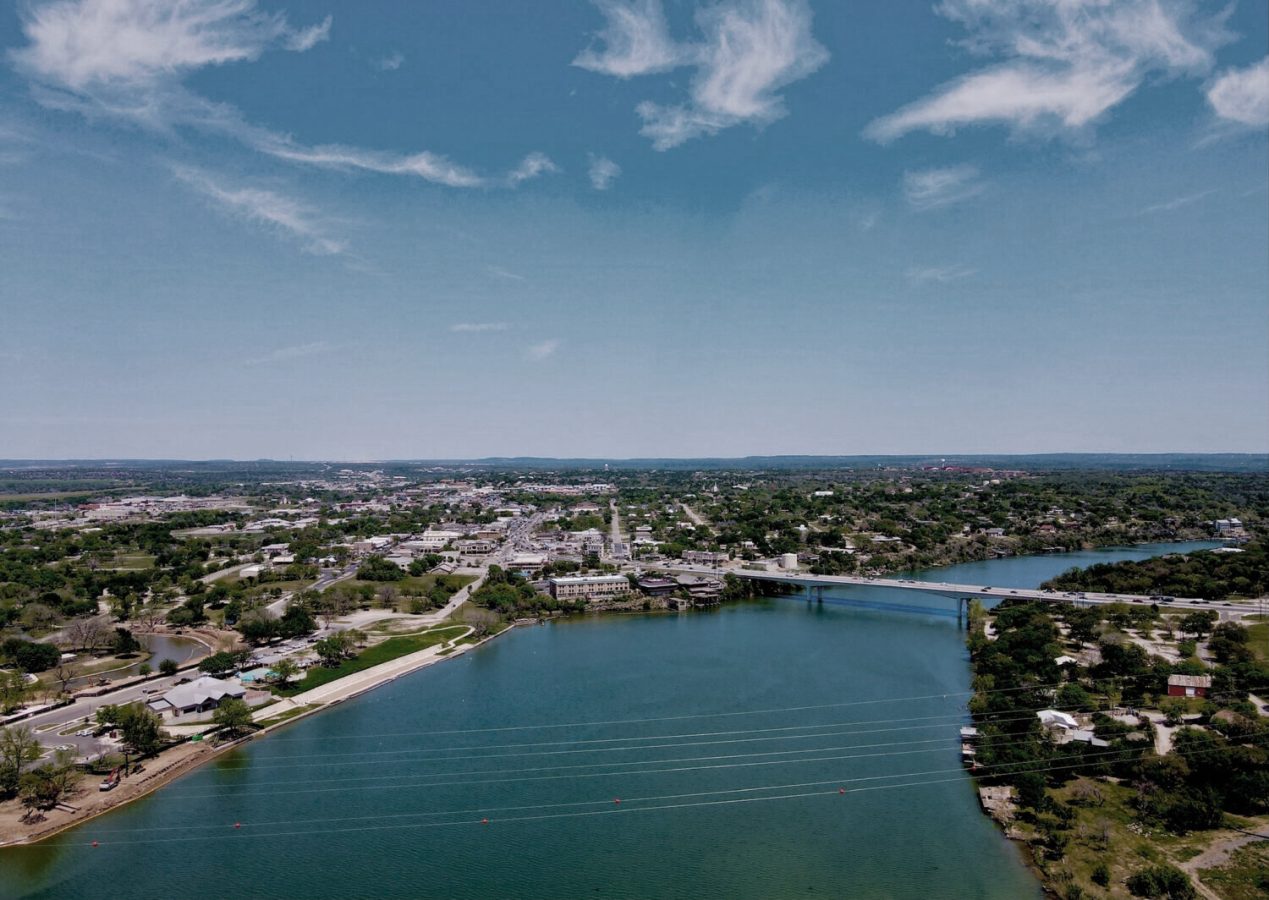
[651,563,1240,613]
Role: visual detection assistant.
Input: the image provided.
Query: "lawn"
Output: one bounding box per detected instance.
[276,626,469,696]
[108,553,157,570]
[1245,619,1268,662]
[353,573,474,596]
[256,703,322,728]
[234,578,316,599]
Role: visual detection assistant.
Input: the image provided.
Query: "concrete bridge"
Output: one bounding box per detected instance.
[652,564,1248,619]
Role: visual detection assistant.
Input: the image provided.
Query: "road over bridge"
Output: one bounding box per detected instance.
[651,564,1252,618]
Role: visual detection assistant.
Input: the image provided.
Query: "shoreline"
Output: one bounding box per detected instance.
[0,623,514,848]
[3,539,1229,851]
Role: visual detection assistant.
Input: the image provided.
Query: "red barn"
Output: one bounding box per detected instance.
[1167,674,1211,698]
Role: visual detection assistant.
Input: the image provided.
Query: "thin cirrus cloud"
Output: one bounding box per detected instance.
[1205,57,1269,127]
[1139,189,1217,216]
[245,341,331,366]
[906,264,976,285]
[451,322,511,333]
[574,0,828,150]
[485,266,526,282]
[171,165,347,256]
[588,154,621,190]
[526,339,561,361]
[902,165,984,211]
[10,0,556,189]
[865,0,1230,143]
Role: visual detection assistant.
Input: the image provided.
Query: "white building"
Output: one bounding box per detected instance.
[682,550,729,567]
[548,575,631,601]
[415,530,462,550]
[147,676,245,718]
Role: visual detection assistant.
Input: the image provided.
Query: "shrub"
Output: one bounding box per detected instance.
[1126,864,1195,899]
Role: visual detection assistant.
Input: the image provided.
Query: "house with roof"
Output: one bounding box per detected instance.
[1167,674,1211,698]
[1037,709,1079,732]
[146,676,245,718]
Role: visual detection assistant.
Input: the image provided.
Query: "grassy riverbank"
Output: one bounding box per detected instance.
[275,625,469,696]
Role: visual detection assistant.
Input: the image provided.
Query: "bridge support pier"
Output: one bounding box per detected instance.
[806,585,825,604]
[957,597,965,630]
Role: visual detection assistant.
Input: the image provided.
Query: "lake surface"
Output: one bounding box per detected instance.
[0,542,1217,900]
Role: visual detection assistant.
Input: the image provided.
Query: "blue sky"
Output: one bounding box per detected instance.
[0,0,1266,459]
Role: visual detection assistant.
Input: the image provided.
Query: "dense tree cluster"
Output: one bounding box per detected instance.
[469,566,584,617]
[967,594,1268,892]
[356,555,405,582]
[0,638,60,673]
[1043,540,1268,601]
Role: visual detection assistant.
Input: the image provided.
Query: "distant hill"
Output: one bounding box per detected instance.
[2,454,1267,473]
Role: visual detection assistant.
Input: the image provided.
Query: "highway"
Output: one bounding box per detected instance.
[651,564,1252,616]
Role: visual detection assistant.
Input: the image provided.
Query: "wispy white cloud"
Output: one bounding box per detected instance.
[866,0,1230,143]
[1139,188,1216,215]
[255,139,486,188]
[451,322,511,333]
[485,266,526,282]
[1206,57,1269,127]
[374,51,405,72]
[906,264,977,284]
[902,165,984,210]
[246,341,331,365]
[171,165,346,255]
[574,0,683,77]
[576,0,828,150]
[526,339,560,360]
[11,0,324,91]
[588,154,621,190]
[285,15,331,52]
[11,0,553,190]
[506,152,559,187]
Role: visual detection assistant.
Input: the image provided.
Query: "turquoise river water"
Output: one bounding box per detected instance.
[0,541,1218,900]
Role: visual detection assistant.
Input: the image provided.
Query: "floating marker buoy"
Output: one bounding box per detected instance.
[481,818,489,825]
[613,798,621,805]
[838,788,845,795]
[91,840,99,848]
[234,823,241,829]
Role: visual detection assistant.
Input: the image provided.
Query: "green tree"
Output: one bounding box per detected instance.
[1,638,60,673]
[272,658,299,685]
[112,628,141,656]
[104,703,164,761]
[199,651,240,675]
[1179,611,1218,640]
[357,555,405,582]
[0,725,43,798]
[158,658,178,677]
[0,670,32,714]
[1125,864,1195,899]
[17,748,78,820]
[314,633,354,668]
[212,698,255,739]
